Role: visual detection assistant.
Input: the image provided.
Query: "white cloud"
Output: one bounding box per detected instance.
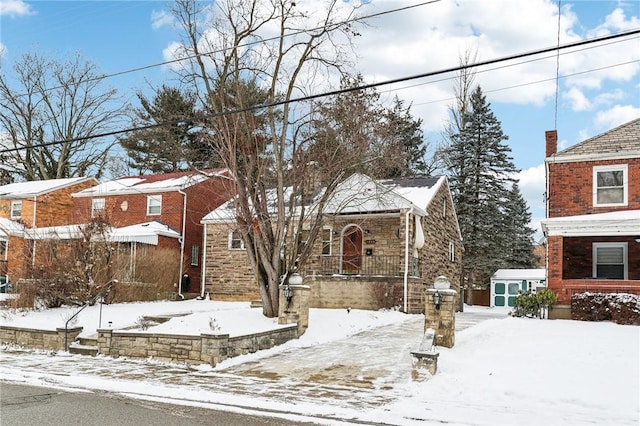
[564,86,592,111]
[0,0,33,16]
[594,105,640,129]
[151,9,174,30]
[517,164,546,210]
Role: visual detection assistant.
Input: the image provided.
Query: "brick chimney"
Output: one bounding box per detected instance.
[545,130,557,157]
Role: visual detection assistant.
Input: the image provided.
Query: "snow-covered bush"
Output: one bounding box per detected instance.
[571,292,640,325]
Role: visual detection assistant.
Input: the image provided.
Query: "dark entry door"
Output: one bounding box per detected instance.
[341,226,362,274]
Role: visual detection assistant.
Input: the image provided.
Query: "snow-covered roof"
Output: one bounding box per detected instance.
[202,173,440,223]
[0,217,25,239]
[73,169,228,197]
[0,177,97,199]
[21,221,180,245]
[108,221,181,245]
[492,268,546,280]
[541,209,640,237]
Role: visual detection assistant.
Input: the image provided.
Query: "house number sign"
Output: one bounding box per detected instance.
[365,239,376,244]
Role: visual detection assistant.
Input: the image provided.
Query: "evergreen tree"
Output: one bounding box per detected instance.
[306,74,428,181]
[443,86,518,297]
[119,85,217,175]
[503,182,539,268]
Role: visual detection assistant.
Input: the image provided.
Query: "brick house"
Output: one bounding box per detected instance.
[201,173,463,313]
[71,170,233,294]
[0,177,99,285]
[541,118,640,318]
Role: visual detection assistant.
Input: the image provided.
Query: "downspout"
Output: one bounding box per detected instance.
[403,207,413,313]
[200,222,207,299]
[178,189,187,299]
[31,196,37,268]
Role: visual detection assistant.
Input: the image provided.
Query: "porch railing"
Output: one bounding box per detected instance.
[304,255,420,278]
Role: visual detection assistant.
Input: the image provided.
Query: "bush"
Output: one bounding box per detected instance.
[511,289,558,319]
[571,293,640,325]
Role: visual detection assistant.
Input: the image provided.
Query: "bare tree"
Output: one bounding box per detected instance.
[171,0,365,317]
[0,52,127,181]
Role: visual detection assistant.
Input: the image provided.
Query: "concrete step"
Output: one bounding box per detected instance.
[69,342,98,356]
[78,335,98,346]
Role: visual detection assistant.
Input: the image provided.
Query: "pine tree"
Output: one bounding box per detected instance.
[503,182,539,268]
[443,86,518,298]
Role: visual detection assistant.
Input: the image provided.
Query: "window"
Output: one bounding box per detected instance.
[321,228,332,256]
[228,230,245,250]
[10,201,21,219]
[593,165,627,206]
[191,245,199,266]
[442,200,447,218]
[91,198,105,218]
[593,243,627,280]
[146,195,162,215]
[449,241,455,262]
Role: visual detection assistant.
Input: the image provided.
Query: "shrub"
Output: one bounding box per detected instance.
[511,289,558,319]
[571,293,640,325]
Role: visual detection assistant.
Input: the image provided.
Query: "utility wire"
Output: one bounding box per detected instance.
[1,28,638,154]
[11,0,442,98]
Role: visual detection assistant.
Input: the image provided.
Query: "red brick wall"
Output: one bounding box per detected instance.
[547,158,640,218]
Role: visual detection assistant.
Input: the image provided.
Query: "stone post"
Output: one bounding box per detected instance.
[425,276,457,348]
[278,273,310,336]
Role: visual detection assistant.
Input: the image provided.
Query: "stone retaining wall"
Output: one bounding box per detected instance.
[96,325,298,366]
[0,326,83,351]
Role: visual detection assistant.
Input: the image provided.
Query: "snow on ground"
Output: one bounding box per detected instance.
[1,301,639,425]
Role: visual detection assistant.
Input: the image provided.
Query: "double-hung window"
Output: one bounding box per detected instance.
[228,230,245,250]
[593,242,627,280]
[147,195,162,215]
[10,201,22,219]
[593,165,627,207]
[91,198,105,218]
[321,228,332,256]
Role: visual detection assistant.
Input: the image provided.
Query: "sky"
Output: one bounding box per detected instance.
[1,0,639,237]
[1,297,639,425]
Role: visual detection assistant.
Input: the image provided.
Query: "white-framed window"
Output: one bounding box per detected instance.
[449,241,455,262]
[146,195,162,215]
[442,200,447,218]
[228,230,245,250]
[191,245,199,266]
[593,165,627,207]
[593,242,627,280]
[321,228,332,256]
[91,198,105,218]
[10,201,22,219]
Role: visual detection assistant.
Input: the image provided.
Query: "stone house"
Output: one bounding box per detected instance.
[201,173,463,313]
[71,169,233,294]
[541,118,640,319]
[0,177,99,285]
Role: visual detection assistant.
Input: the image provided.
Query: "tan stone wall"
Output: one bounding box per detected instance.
[0,326,83,351]
[97,326,298,366]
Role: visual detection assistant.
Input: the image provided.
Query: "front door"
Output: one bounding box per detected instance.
[341,225,362,274]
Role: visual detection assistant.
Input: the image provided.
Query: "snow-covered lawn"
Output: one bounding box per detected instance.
[1,298,638,425]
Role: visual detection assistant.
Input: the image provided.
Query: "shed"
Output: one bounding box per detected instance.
[490,269,546,307]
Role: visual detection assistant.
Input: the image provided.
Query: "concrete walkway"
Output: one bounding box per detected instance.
[0,308,508,416]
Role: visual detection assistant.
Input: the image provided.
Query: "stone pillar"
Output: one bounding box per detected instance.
[96,329,112,355]
[425,276,457,348]
[278,273,310,336]
[201,333,229,366]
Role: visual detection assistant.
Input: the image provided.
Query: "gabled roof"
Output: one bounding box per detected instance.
[72,169,228,197]
[202,173,450,223]
[0,177,98,199]
[550,118,640,161]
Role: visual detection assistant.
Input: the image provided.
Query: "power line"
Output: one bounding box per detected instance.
[11,0,443,99]
[1,28,638,154]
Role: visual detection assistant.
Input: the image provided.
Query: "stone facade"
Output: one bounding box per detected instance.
[202,177,463,314]
[425,288,457,348]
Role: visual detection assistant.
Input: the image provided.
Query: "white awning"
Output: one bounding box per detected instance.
[541,210,640,237]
